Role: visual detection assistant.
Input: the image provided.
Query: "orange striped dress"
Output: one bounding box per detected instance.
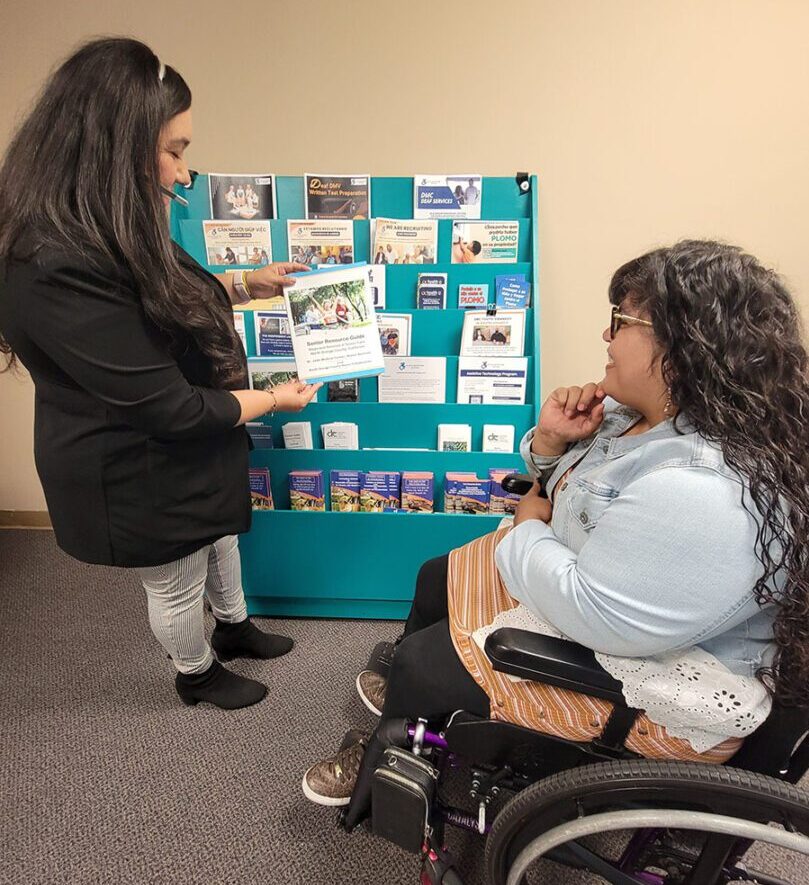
[447,527,741,763]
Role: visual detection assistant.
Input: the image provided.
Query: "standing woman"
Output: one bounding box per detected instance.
[0,38,320,710]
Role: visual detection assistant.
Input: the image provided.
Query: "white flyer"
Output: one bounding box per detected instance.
[283,264,384,384]
[457,357,528,405]
[372,218,438,265]
[460,309,526,358]
[287,219,355,267]
[377,357,447,404]
[202,220,272,266]
[414,174,483,219]
[451,221,519,264]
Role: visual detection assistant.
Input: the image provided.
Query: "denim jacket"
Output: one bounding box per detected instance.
[494,399,776,678]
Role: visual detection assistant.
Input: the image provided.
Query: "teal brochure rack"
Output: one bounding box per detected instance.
[171,174,539,619]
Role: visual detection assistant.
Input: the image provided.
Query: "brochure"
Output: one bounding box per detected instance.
[360,471,401,512]
[327,378,359,402]
[495,273,531,309]
[233,310,248,353]
[305,174,370,219]
[377,357,447,404]
[416,272,447,310]
[376,313,412,356]
[457,357,528,405]
[437,423,472,452]
[247,358,297,391]
[414,174,482,219]
[209,173,276,220]
[451,221,519,264]
[283,264,384,384]
[202,220,272,267]
[330,470,361,512]
[289,470,325,511]
[458,284,489,308]
[460,309,526,358]
[255,311,293,357]
[372,218,438,265]
[368,265,386,309]
[245,422,273,449]
[401,472,434,513]
[482,424,516,453]
[321,422,359,449]
[248,468,274,510]
[282,421,313,449]
[287,219,354,267]
[444,474,491,515]
[488,468,521,515]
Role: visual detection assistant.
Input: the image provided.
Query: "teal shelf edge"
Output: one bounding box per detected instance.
[246,596,411,620]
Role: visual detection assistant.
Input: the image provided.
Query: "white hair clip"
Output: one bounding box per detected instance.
[158,61,166,82]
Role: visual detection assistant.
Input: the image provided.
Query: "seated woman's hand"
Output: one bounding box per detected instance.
[513,481,552,526]
[532,383,606,456]
[247,262,311,300]
[270,380,322,413]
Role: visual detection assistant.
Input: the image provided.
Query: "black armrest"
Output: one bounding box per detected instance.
[484,628,627,705]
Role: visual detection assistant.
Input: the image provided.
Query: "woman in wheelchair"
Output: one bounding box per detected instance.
[301,240,809,837]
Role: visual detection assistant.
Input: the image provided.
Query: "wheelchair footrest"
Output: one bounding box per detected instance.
[372,747,438,854]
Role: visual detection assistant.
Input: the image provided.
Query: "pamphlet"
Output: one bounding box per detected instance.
[321,422,359,449]
[282,421,313,449]
[444,474,491,515]
[460,309,526,358]
[416,272,447,310]
[202,220,272,266]
[372,218,438,265]
[360,471,401,512]
[368,265,386,309]
[330,470,361,512]
[327,378,359,402]
[414,175,482,219]
[245,422,273,449]
[283,264,384,384]
[287,220,354,267]
[233,310,248,352]
[247,358,297,392]
[209,173,276,220]
[458,284,489,308]
[488,468,521,515]
[451,221,519,264]
[495,274,531,309]
[248,468,274,510]
[255,311,293,357]
[377,357,447,404]
[457,357,528,405]
[437,424,472,452]
[289,470,325,511]
[482,424,516,453]
[401,472,434,512]
[305,174,370,219]
[376,313,412,356]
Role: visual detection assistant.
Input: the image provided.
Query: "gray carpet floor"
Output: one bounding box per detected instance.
[1,530,807,885]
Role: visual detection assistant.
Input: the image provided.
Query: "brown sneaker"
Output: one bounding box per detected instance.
[302,734,368,806]
[356,670,387,716]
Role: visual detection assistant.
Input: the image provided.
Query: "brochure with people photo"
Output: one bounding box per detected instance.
[372,218,438,265]
[283,264,384,384]
[376,313,412,356]
[202,220,272,267]
[451,221,519,263]
[254,311,293,357]
[460,309,526,358]
[413,174,483,219]
[305,174,370,219]
[208,173,277,220]
[287,220,355,268]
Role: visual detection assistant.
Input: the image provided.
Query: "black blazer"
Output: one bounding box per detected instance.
[0,243,251,567]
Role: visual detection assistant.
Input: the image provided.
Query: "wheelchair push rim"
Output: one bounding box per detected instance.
[484,759,809,885]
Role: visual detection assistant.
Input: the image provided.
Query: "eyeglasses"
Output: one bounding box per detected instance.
[610,305,653,339]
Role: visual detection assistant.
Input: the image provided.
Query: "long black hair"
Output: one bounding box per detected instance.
[609,240,809,706]
[0,37,244,387]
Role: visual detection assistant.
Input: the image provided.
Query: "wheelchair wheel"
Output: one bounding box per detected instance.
[485,759,809,885]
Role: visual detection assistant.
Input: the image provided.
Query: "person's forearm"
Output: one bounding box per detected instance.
[230,389,276,425]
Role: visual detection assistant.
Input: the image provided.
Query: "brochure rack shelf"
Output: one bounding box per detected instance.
[171,174,539,619]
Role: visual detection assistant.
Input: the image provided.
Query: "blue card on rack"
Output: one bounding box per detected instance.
[494,274,531,309]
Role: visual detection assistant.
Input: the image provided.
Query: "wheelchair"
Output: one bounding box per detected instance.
[342,629,809,885]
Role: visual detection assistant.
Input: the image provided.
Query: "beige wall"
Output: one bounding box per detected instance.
[2,0,808,510]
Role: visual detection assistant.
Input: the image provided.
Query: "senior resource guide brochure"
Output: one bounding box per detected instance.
[282,263,385,385]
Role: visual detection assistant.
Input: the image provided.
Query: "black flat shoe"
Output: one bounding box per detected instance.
[175,659,266,709]
[211,617,294,662]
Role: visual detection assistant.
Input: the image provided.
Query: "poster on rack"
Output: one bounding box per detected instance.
[413,174,482,219]
[202,221,272,266]
[457,357,528,405]
[283,264,384,384]
[287,220,355,267]
[372,218,438,265]
[460,309,526,357]
[208,173,276,220]
[451,221,519,263]
[305,174,370,219]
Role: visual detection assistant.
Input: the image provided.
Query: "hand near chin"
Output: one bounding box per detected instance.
[532,383,606,455]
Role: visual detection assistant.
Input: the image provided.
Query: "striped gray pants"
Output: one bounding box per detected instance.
[136,535,248,674]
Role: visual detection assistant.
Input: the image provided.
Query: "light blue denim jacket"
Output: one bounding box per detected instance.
[494,399,776,678]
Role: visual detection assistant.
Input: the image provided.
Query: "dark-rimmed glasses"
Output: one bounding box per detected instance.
[610,305,653,339]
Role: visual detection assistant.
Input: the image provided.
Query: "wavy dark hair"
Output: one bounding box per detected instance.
[609,240,809,706]
[0,37,244,387]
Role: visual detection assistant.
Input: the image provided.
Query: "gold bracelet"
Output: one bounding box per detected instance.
[267,388,278,416]
[241,270,252,299]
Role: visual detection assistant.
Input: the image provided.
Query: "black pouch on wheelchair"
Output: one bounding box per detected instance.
[372,747,438,854]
